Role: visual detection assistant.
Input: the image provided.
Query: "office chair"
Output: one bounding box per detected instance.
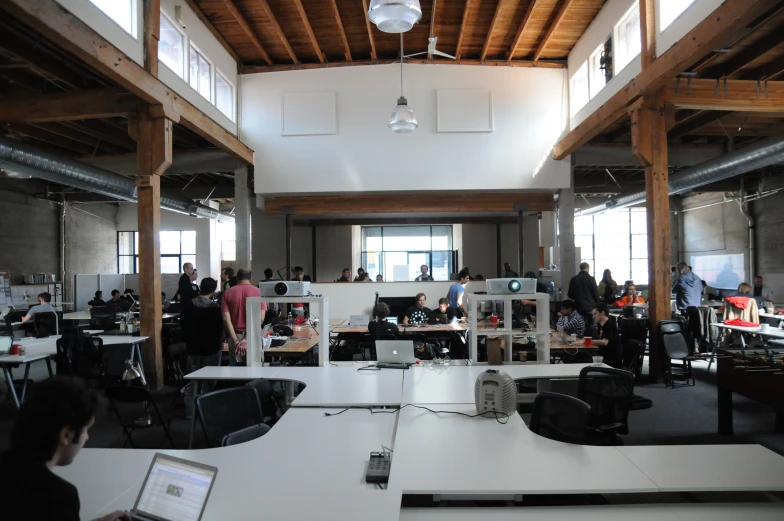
[55,334,104,383]
[33,311,61,337]
[529,392,591,444]
[104,385,176,449]
[659,320,695,388]
[578,366,635,445]
[196,387,264,448]
[221,424,271,446]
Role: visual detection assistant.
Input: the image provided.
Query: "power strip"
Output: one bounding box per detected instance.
[365,452,391,483]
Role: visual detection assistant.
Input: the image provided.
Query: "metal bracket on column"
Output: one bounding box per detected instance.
[135,175,159,188]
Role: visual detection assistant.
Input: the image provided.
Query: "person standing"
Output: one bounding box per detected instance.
[673,262,702,312]
[220,267,235,292]
[221,269,267,365]
[598,269,618,302]
[568,263,600,324]
[178,262,197,303]
[447,268,471,314]
[415,265,434,281]
[503,262,519,278]
[753,275,772,301]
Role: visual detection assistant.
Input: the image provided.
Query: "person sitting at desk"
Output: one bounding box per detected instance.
[161,292,170,312]
[404,293,431,325]
[415,264,434,281]
[753,275,772,302]
[87,290,105,307]
[337,268,351,282]
[436,298,463,321]
[503,262,519,278]
[368,302,399,337]
[0,376,130,521]
[590,303,622,368]
[614,284,645,307]
[122,289,136,305]
[376,274,384,282]
[21,292,56,324]
[555,299,585,337]
[105,289,131,313]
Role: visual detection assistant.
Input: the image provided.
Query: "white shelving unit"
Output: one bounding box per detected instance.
[245,296,329,367]
[467,292,551,364]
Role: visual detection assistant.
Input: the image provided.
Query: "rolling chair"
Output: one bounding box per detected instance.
[529,392,591,444]
[578,366,635,445]
[222,424,271,446]
[659,320,695,388]
[195,387,264,448]
[33,311,62,337]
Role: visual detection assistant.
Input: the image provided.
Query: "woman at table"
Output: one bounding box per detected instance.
[368,302,399,337]
[598,269,619,303]
[403,293,431,325]
[614,284,645,307]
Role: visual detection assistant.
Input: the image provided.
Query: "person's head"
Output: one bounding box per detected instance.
[580,262,590,273]
[357,268,365,276]
[200,277,218,297]
[625,284,637,297]
[342,268,351,279]
[474,274,485,281]
[702,280,707,288]
[237,268,252,283]
[221,267,234,282]
[94,290,102,299]
[189,269,198,282]
[359,273,371,282]
[754,275,763,286]
[373,302,391,321]
[560,299,575,315]
[415,293,426,308]
[671,266,676,273]
[524,271,536,279]
[677,262,689,274]
[504,262,511,272]
[161,292,167,303]
[376,274,384,282]
[11,376,101,465]
[183,262,194,275]
[458,268,470,284]
[737,283,752,295]
[602,269,612,281]
[264,268,273,280]
[420,264,429,276]
[111,289,120,300]
[592,303,610,324]
[293,266,304,280]
[38,292,51,304]
[438,297,449,312]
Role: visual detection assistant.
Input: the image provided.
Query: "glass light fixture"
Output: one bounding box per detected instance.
[368,0,422,33]
[388,34,418,133]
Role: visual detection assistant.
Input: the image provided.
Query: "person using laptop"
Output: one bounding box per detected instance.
[0,376,130,521]
[436,297,463,321]
[403,293,431,325]
[368,302,399,336]
[88,290,105,307]
[21,292,56,324]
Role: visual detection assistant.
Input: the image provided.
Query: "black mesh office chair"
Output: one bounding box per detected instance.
[529,392,591,444]
[196,387,264,448]
[34,311,61,337]
[104,385,176,449]
[89,306,117,332]
[622,339,653,411]
[659,320,695,388]
[55,334,104,382]
[161,324,186,385]
[578,366,635,445]
[221,424,271,446]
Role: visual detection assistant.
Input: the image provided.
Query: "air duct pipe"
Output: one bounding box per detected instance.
[0,137,234,222]
[580,134,784,216]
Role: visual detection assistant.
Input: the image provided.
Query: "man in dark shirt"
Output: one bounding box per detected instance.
[503,262,519,278]
[337,268,351,282]
[0,377,129,521]
[591,303,622,368]
[105,289,131,313]
[404,293,431,325]
[568,262,600,324]
[178,262,198,302]
[88,290,105,307]
[436,297,462,321]
[368,302,400,337]
[414,264,434,281]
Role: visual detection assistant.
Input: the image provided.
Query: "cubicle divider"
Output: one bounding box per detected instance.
[74,273,183,310]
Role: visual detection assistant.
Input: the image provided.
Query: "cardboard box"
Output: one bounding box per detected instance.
[487,337,502,365]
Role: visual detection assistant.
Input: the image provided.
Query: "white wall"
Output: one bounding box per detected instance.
[55,0,143,64]
[241,64,570,194]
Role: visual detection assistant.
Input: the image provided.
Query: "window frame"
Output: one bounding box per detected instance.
[214,68,236,121]
[189,43,213,102]
[614,2,641,76]
[589,42,608,99]
[570,61,590,118]
[158,10,186,79]
[361,226,454,282]
[89,0,139,39]
[117,231,196,274]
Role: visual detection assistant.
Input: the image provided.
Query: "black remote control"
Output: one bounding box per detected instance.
[365,452,391,483]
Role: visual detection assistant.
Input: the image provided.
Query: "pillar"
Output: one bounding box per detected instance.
[234,166,251,270]
[540,211,557,268]
[558,186,576,296]
[523,214,540,274]
[515,204,527,275]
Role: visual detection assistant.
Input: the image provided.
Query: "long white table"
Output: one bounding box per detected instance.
[62,310,179,321]
[714,323,784,339]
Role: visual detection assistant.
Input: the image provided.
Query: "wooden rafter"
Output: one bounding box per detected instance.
[455,0,474,61]
[294,0,324,63]
[0,90,138,123]
[701,23,784,78]
[0,37,89,89]
[222,0,273,66]
[553,0,780,160]
[741,54,784,81]
[4,122,97,155]
[360,0,377,61]
[258,0,298,64]
[481,0,505,63]
[669,110,727,139]
[143,0,160,75]
[665,78,784,112]
[506,0,539,61]
[183,0,241,64]
[639,0,656,68]
[63,120,137,151]
[329,0,352,62]
[242,57,566,74]
[532,0,575,63]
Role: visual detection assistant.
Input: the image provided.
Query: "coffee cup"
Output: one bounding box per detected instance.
[583,337,592,347]
[760,323,769,332]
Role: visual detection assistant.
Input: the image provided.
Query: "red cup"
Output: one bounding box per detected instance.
[490,316,499,324]
[10,344,20,355]
[583,337,592,348]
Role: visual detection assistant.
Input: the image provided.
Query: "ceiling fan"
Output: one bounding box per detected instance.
[404,36,456,60]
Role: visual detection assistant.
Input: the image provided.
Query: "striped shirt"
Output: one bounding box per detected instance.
[556,310,586,337]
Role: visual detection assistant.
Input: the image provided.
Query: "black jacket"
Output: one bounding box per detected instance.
[568,271,600,314]
[181,297,223,356]
[178,273,197,302]
[368,320,399,337]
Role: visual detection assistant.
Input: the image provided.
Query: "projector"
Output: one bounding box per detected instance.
[259,281,310,297]
[475,369,517,416]
[486,278,537,295]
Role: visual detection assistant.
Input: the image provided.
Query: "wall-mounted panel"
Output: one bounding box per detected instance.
[282,92,337,136]
[437,89,493,133]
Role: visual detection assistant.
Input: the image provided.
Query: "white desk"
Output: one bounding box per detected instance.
[389,403,658,495]
[274,366,405,407]
[186,365,281,380]
[62,311,178,321]
[714,323,784,339]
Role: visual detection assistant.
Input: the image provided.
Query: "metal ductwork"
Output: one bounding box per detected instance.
[0,136,234,222]
[581,134,784,215]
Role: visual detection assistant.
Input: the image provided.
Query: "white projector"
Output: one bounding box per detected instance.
[474,369,517,416]
[259,281,310,297]
[486,278,537,295]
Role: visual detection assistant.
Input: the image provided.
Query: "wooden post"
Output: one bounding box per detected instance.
[639,0,656,69]
[143,0,161,76]
[134,109,172,388]
[631,92,670,383]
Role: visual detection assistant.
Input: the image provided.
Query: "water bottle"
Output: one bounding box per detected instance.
[287,312,293,327]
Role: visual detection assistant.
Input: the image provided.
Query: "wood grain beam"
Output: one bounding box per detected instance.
[329,0,352,62]
[455,0,474,61]
[481,0,505,63]
[183,0,241,64]
[3,122,96,155]
[665,78,784,112]
[532,0,575,63]
[259,0,298,64]
[639,0,656,68]
[506,0,539,61]
[1,0,254,164]
[668,110,727,139]
[553,0,780,160]
[222,0,273,65]
[294,0,324,63]
[0,90,138,123]
[241,57,566,74]
[739,54,784,81]
[0,34,89,89]
[143,0,160,75]
[360,0,377,62]
[701,22,784,78]
[62,120,137,151]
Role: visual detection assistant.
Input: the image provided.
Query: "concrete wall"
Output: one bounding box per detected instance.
[64,202,119,303]
[753,186,784,301]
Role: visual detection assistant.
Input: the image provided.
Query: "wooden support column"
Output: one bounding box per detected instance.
[631,92,670,383]
[134,109,172,388]
[143,0,161,76]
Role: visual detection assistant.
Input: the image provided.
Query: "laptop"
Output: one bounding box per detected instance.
[128,453,218,521]
[428,313,449,325]
[0,336,11,356]
[387,316,399,325]
[375,340,416,369]
[349,314,370,327]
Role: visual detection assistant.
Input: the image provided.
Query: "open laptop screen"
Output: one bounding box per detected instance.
[134,454,217,521]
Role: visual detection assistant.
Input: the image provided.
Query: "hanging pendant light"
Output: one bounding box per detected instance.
[368,0,422,33]
[389,34,417,133]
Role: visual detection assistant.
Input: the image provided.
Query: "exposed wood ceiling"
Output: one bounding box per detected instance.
[192,0,606,72]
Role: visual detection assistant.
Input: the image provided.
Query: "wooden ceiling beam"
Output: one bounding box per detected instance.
[258,0,298,65]
[740,54,784,81]
[183,0,241,64]
[668,110,728,139]
[639,0,656,68]
[700,22,784,78]
[532,0,575,63]
[0,35,89,89]
[664,78,784,112]
[481,0,505,63]
[222,0,273,66]
[61,120,137,151]
[329,0,352,62]
[0,90,138,123]
[1,0,254,164]
[3,122,97,155]
[294,0,324,63]
[241,57,566,74]
[553,0,780,160]
[360,0,377,62]
[506,0,539,61]
[455,0,474,61]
